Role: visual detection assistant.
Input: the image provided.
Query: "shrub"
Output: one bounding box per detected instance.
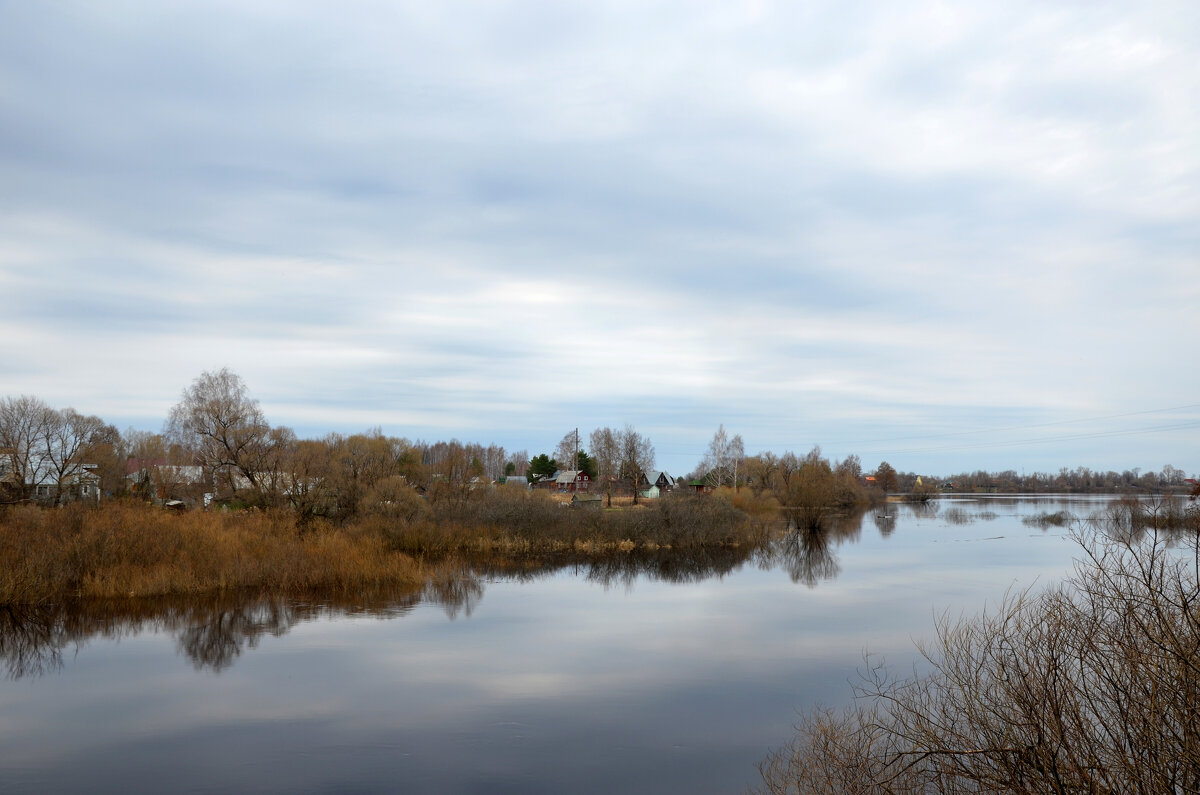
[757,525,1200,793]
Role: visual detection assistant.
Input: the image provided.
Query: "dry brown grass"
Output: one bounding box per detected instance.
[1,488,774,604]
[0,501,423,603]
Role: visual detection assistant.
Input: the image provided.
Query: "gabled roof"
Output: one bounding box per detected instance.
[648,471,675,486]
[555,470,584,484]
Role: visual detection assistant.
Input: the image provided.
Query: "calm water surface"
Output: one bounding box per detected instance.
[0,497,1112,793]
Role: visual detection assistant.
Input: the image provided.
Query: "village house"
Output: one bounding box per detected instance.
[554,470,591,493]
[27,465,101,504]
[647,471,676,492]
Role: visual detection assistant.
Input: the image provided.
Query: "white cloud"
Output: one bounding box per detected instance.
[1,0,1197,474]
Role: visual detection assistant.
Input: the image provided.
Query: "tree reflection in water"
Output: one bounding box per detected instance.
[0,585,423,679]
[0,514,877,680]
[872,508,897,537]
[765,509,869,588]
[907,500,940,520]
[0,604,73,679]
[464,545,764,592]
[424,564,485,620]
[176,598,303,673]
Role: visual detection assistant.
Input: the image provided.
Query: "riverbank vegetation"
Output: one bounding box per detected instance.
[756,516,1200,794]
[0,501,426,603]
[1,369,887,604]
[8,369,1190,609]
[0,480,788,604]
[0,447,875,605]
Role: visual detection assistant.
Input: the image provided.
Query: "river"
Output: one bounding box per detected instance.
[0,496,1119,793]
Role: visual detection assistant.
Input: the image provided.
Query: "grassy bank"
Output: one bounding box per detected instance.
[0,501,424,603]
[0,489,776,604]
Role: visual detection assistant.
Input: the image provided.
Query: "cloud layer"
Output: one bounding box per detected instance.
[2,1,1197,475]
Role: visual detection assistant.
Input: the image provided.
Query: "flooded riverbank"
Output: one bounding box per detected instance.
[0,497,1131,792]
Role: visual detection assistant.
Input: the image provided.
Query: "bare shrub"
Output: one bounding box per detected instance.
[758,525,1200,794]
[358,476,429,524]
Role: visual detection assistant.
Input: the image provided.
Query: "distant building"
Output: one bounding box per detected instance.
[646,471,677,493]
[554,470,591,493]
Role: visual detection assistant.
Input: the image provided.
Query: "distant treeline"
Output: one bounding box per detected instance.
[930,464,1195,495]
[3,370,1193,516]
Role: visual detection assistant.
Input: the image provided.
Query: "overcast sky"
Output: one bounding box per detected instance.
[2,1,1197,477]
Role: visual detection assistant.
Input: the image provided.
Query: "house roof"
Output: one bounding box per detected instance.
[555,470,583,484]
[648,471,675,486]
[125,461,207,483]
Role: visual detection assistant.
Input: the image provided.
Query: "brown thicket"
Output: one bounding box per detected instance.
[0,486,773,603]
[376,487,770,555]
[757,515,1200,794]
[0,500,423,603]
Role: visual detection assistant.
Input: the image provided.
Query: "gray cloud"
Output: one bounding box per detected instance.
[1,0,1197,476]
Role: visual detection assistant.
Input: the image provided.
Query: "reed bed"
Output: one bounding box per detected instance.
[1,489,773,605]
[0,501,423,604]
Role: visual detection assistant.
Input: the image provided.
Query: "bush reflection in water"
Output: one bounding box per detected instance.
[0,508,887,680]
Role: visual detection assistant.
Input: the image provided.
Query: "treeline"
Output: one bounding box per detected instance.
[16,367,1186,522]
[0,374,530,511]
[1,371,880,523]
[936,464,1195,494]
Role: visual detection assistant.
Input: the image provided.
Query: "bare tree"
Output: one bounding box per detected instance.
[698,425,745,488]
[40,408,107,504]
[700,424,730,487]
[835,454,862,480]
[0,396,56,503]
[618,425,654,505]
[553,429,582,473]
[165,369,277,502]
[589,427,619,506]
[496,449,525,480]
[729,433,744,491]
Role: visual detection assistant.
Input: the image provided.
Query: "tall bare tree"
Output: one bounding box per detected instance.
[700,424,745,490]
[618,425,655,505]
[40,407,107,504]
[165,369,278,502]
[553,429,582,473]
[0,395,55,502]
[589,426,619,506]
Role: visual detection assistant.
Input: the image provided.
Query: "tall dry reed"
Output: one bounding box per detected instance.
[0,501,423,603]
